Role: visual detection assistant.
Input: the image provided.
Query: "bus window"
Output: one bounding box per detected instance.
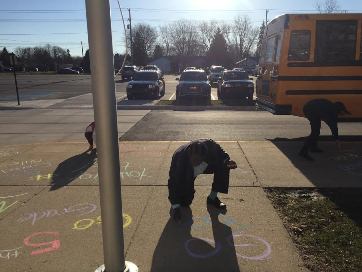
[316,20,357,65]
[288,30,311,61]
[265,36,280,63]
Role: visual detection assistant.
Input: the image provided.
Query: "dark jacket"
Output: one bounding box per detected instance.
[168,139,230,205]
[303,99,339,139]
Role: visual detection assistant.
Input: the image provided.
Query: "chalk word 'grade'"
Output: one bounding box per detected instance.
[72,213,132,231]
[17,203,97,225]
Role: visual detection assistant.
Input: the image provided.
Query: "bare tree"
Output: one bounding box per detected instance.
[316,0,340,13]
[198,20,219,52]
[231,16,259,60]
[132,23,157,57]
[167,20,203,56]
[159,25,172,56]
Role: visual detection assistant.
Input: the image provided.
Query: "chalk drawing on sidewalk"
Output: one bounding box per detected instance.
[23,232,61,256]
[0,192,28,215]
[78,161,150,182]
[17,203,97,225]
[228,233,272,261]
[185,232,271,261]
[183,214,271,261]
[0,247,22,260]
[1,232,61,261]
[72,213,132,231]
[0,159,52,176]
[0,149,19,158]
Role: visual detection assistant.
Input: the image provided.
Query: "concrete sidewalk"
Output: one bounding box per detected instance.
[0,141,361,271]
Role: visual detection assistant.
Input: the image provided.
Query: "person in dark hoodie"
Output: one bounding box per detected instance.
[168,139,237,221]
[299,99,350,161]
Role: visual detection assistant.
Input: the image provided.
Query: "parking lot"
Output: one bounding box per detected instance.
[0,73,256,104]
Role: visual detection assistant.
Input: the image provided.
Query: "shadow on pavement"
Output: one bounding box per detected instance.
[220,99,255,106]
[117,99,157,106]
[50,148,97,191]
[151,206,240,272]
[270,137,362,226]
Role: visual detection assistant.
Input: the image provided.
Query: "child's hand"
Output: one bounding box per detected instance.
[227,160,237,169]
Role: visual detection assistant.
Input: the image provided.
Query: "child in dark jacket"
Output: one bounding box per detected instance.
[84,121,95,150]
[168,139,237,222]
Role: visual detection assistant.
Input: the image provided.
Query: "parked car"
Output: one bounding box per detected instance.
[217,70,254,102]
[72,66,84,73]
[208,65,225,87]
[176,69,211,104]
[58,68,79,74]
[121,65,138,80]
[126,70,165,99]
[140,65,162,75]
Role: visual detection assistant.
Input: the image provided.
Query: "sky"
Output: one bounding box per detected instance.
[1,0,362,57]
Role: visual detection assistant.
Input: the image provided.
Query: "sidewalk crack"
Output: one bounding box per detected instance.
[237,141,261,187]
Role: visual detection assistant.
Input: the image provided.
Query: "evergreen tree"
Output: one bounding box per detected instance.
[133,32,148,66]
[207,28,230,67]
[255,21,266,60]
[0,47,10,66]
[153,45,164,59]
[82,50,91,73]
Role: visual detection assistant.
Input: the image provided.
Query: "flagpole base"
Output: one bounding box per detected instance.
[95,261,139,272]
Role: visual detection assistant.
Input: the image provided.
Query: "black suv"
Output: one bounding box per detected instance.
[121,65,138,81]
[176,69,211,104]
[217,70,254,102]
[126,71,165,99]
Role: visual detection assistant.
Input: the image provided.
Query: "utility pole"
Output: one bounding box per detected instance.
[81,41,84,57]
[265,9,269,26]
[10,53,20,106]
[84,0,138,271]
[128,8,133,64]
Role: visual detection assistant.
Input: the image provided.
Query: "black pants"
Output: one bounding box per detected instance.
[84,132,93,146]
[180,165,230,206]
[300,116,321,154]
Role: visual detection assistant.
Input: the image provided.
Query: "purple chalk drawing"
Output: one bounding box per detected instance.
[227,233,272,261]
[184,238,222,258]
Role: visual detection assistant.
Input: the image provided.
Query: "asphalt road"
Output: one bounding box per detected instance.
[0,73,361,143]
[0,74,230,102]
[120,110,362,141]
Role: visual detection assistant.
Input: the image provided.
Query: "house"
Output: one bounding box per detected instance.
[149,56,208,74]
[149,57,172,73]
[235,57,258,73]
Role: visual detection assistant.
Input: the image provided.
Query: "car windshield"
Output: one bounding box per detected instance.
[133,72,158,81]
[180,71,207,81]
[210,67,224,73]
[223,71,248,80]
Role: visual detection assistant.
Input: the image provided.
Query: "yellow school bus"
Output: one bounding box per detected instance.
[256,13,362,120]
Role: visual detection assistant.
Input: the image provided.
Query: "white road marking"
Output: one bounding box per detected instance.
[169,93,176,100]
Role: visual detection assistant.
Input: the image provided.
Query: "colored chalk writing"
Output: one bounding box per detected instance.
[0,248,22,260]
[72,213,132,230]
[0,192,28,215]
[17,203,97,225]
[23,232,61,256]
